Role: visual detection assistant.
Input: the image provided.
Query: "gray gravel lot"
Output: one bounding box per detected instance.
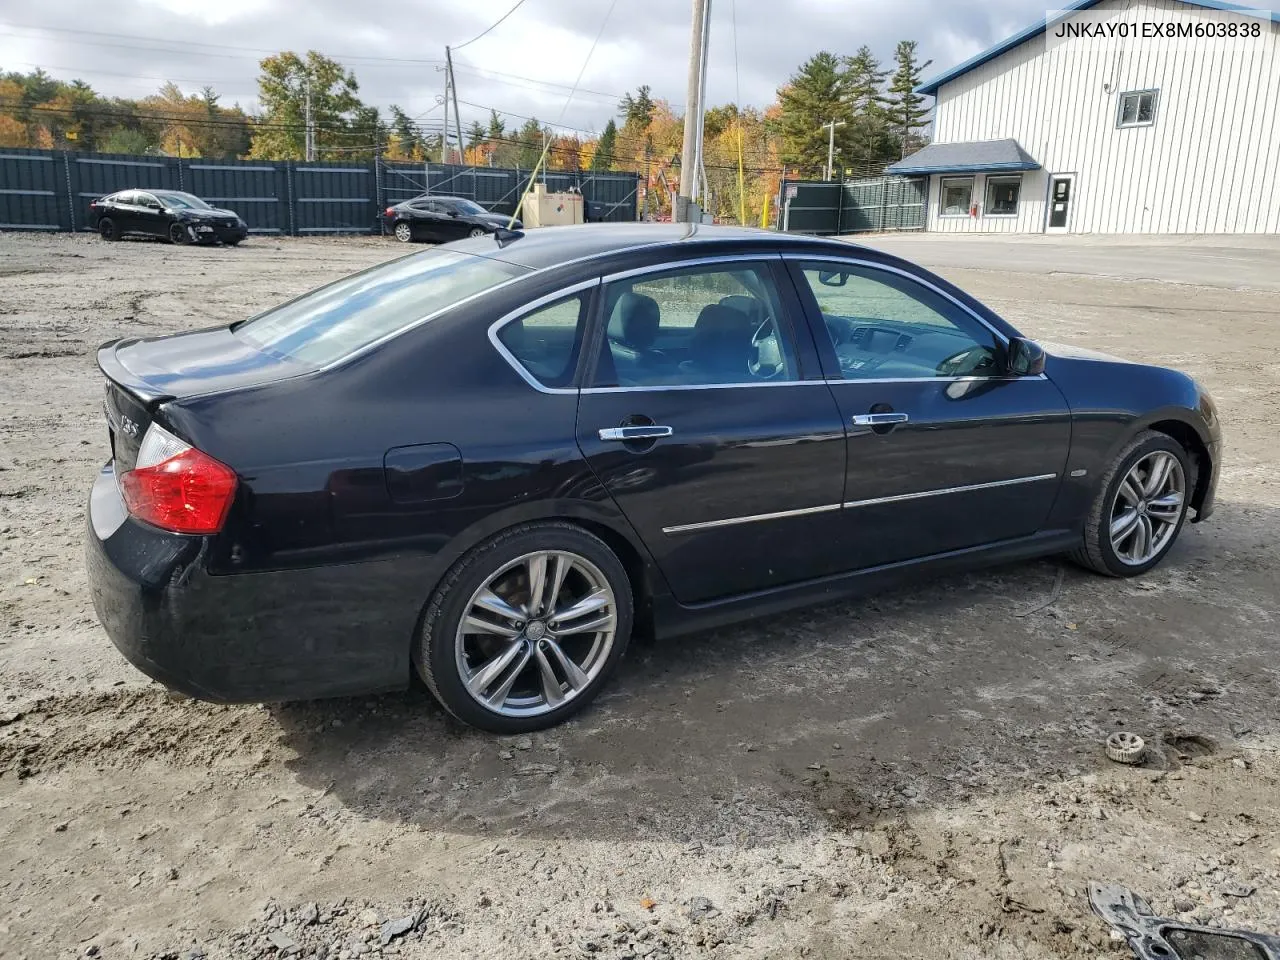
[1,230,1278,959]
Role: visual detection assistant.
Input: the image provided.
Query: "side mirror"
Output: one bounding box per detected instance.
[817,270,847,287]
[1007,337,1046,376]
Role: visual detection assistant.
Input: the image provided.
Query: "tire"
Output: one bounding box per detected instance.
[468,226,487,238]
[393,221,414,243]
[223,237,242,247]
[98,218,119,241]
[1070,430,1192,577]
[416,522,633,733]
[168,222,191,245]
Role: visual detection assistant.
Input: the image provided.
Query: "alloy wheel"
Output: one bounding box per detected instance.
[1109,450,1185,566]
[455,550,617,717]
[394,222,413,242]
[469,226,486,238]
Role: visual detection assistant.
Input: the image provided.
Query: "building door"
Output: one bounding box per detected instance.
[1046,175,1075,233]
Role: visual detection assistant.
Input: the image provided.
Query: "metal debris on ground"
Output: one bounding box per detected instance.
[1106,732,1146,765]
[1088,882,1280,959]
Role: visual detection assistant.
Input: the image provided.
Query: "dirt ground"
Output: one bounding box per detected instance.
[1,230,1277,960]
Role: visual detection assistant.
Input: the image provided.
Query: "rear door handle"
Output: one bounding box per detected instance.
[851,413,909,426]
[598,426,673,441]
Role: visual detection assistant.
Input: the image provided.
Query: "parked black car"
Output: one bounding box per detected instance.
[90,190,248,245]
[86,224,1221,733]
[384,194,521,243]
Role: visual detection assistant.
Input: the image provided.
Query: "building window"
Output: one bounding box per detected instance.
[984,176,1021,217]
[1117,89,1159,128]
[939,177,973,217]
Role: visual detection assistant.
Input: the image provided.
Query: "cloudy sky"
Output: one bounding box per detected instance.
[1,0,1056,136]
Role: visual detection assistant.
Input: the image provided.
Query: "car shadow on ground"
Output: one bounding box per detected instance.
[275,502,1280,845]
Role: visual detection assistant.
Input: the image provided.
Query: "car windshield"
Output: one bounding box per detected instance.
[234,249,529,367]
[155,192,211,210]
[452,199,488,215]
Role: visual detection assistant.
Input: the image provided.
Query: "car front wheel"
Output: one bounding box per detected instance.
[468,226,487,238]
[416,522,633,733]
[394,221,414,243]
[1071,430,1192,577]
[168,222,191,245]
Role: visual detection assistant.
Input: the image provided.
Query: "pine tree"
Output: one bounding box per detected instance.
[486,109,506,140]
[842,46,895,174]
[887,40,931,159]
[775,52,855,176]
[466,120,485,149]
[516,117,545,168]
[592,118,618,171]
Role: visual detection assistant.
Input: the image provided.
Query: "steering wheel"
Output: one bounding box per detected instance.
[747,319,786,379]
[937,345,996,377]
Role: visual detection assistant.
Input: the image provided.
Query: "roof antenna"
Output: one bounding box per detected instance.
[493,226,524,247]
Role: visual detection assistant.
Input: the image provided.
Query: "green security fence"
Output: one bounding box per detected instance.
[780,175,927,235]
[0,148,641,235]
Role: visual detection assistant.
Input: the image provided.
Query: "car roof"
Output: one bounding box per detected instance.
[456,222,877,271]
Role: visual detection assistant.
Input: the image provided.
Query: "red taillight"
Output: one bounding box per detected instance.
[119,424,237,534]
[385,207,395,217]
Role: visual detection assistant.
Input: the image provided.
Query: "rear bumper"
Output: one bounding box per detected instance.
[86,463,413,702]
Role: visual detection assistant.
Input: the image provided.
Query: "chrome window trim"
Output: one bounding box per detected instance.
[598,251,782,284]
[843,473,1058,510]
[486,277,601,395]
[661,473,1059,536]
[783,254,1011,348]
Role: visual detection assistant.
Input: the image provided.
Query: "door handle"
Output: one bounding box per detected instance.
[598,425,673,442]
[851,413,909,426]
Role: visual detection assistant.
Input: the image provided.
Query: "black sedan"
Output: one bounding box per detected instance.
[90,189,248,245]
[86,224,1221,733]
[384,194,521,243]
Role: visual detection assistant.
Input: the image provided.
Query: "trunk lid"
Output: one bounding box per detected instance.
[97,328,309,468]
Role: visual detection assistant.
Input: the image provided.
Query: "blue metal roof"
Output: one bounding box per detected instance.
[917,0,1280,95]
[886,139,1041,176]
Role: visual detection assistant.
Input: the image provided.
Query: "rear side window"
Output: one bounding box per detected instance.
[496,294,587,389]
[235,249,528,367]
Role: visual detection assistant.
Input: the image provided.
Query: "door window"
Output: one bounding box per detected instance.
[593,263,798,387]
[496,293,588,389]
[795,264,1001,380]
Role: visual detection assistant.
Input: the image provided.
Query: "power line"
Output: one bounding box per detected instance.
[450,0,531,51]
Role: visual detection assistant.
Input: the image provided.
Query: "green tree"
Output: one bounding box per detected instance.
[842,46,895,174]
[619,84,655,131]
[466,119,485,150]
[248,51,364,160]
[515,116,546,168]
[887,40,931,159]
[98,127,153,155]
[591,118,618,170]
[775,51,855,176]
[486,109,506,140]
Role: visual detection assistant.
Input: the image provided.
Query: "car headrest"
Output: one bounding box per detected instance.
[690,303,753,371]
[608,292,660,350]
[719,295,762,322]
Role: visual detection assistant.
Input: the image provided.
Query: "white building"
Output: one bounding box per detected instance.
[888,0,1280,234]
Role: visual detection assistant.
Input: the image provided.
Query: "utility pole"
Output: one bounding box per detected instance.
[677,0,711,222]
[440,65,451,162]
[445,46,464,165]
[821,119,845,181]
[303,76,315,162]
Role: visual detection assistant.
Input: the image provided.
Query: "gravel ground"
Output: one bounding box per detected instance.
[1,231,1278,959]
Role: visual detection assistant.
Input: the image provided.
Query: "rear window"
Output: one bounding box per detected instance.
[234,249,528,367]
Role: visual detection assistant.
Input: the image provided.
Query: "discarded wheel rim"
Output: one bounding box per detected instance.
[1106,731,1146,764]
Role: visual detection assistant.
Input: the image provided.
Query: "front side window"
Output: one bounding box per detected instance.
[235,249,528,367]
[156,192,211,210]
[985,176,1021,216]
[795,263,1001,381]
[594,264,798,387]
[940,177,973,216]
[1118,89,1158,127]
[496,294,587,389]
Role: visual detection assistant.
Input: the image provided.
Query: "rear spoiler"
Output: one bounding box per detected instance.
[96,339,175,407]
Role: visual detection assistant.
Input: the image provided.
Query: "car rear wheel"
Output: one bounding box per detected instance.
[416,522,633,733]
[168,222,191,245]
[468,226,487,238]
[394,221,414,243]
[98,218,119,241]
[1071,430,1191,577]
